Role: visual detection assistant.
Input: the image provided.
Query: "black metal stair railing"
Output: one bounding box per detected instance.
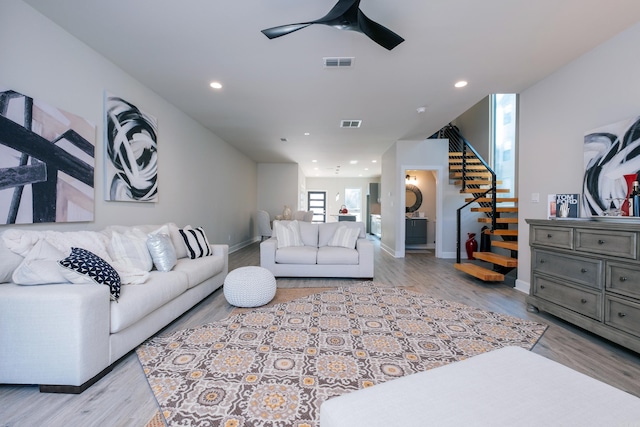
[431,124,497,263]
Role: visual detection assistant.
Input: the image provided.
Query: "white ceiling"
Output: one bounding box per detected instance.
[23,0,640,178]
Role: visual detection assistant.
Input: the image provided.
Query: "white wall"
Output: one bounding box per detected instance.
[256,163,299,220]
[1,0,257,251]
[453,95,492,161]
[517,21,640,293]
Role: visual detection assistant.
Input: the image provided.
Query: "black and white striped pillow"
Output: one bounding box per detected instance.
[179,225,212,259]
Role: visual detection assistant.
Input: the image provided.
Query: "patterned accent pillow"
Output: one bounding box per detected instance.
[59,247,121,301]
[274,220,304,249]
[179,225,212,259]
[328,225,360,249]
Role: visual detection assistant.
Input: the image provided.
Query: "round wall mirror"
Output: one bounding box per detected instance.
[405,184,423,213]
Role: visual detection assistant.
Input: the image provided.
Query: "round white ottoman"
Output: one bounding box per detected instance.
[224,266,277,307]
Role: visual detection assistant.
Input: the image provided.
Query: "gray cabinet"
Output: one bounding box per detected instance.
[527,218,640,353]
[371,215,381,238]
[405,218,427,244]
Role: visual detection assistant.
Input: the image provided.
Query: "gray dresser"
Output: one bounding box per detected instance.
[527,218,640,353]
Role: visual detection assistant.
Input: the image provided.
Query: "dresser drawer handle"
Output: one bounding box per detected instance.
[618,312,627,318]
[598,239,605,245]
[580,268,587,273]
[539,259,545,264]
[620,276,628,282]
[547,234,553,238]
[581,298,587,304]
[540,285,545,289]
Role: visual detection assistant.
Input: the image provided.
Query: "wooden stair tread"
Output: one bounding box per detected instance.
[478,217,518,223]
[473,252,518,267]
[461,188,510,194]
[465,197,518,203]
[452,172,492,178]
[484,229,518,236]
[454,263,505,281]
[492,240,518,251]
[450,165,488,170]
[449,159,482,164]
[472,207,518,213]
[454,180,503,186]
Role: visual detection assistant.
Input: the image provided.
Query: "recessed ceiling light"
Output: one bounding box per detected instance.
[364,168,369,171]
[350,160,358,164]
[312,159,317,163]
[209,81,223,89]
[372,160,377,163]
[454,80,468,88]
[304,132,310,136]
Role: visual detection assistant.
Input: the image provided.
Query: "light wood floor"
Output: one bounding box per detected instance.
[2,238,640,426]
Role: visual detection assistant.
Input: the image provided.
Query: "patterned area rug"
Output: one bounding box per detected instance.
[138,285,547,426]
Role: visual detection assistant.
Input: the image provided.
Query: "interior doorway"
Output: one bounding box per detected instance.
[400,165,444,259]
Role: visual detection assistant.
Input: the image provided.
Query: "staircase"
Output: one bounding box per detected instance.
[435,125,518,283]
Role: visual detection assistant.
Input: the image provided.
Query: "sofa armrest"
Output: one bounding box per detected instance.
[260,238,278,268]
[0,283,111,387]
[356,238,374,278]
[210,244,229,276]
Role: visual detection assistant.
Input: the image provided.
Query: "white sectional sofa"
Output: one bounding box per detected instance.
[260,220,374,278]
[0,223,228,393]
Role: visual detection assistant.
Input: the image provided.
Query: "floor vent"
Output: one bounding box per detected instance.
[324,57,354,68]
[340,119,362,128]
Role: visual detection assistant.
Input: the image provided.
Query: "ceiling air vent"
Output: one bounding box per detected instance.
[340,120,362,128]
[323,57,354,68]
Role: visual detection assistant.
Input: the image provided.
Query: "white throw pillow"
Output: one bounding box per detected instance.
[108,229,153,272]
[179,225,212,259]
[12,239,69,285]
[274,220,304,249]
[328,225,360,249]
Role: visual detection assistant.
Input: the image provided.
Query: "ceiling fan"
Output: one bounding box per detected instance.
[261,0,404,51]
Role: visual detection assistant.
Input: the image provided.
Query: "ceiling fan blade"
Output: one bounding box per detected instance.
[357,10,404,50]
[316,0,359,24]
[261,23,312,39]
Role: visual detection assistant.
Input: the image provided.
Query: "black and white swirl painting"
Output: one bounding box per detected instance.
[105,93,158,202]
[583,116,640,216]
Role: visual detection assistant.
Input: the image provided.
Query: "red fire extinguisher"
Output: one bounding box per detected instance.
[466,233,478,260]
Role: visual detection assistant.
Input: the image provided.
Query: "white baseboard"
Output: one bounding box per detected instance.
[515,279,530,294]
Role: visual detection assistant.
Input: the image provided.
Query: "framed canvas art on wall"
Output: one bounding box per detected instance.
[583,116,640,217]
[104,93,158,202]
[0,88,95,224]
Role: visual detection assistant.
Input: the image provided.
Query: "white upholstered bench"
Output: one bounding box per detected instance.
[320,346,640,427]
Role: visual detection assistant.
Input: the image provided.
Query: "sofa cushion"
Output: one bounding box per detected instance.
[59,247,122,301]
[275,246,318,264]
[108,230,153,272]
[274,220,304,248]
[328,225,360,249]
[0,231,24,283]
[12,239,68,285]
[173,254,225,289]
[317,246,359,265]
[298,221,319,247]
[110,270,189,333]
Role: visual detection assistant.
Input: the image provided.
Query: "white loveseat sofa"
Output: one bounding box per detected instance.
[260,220,373,278]
[0,223,228,393]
